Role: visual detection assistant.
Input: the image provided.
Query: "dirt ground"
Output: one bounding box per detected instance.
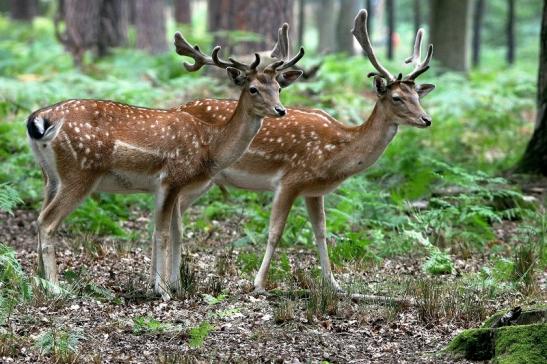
[0,205,542,364]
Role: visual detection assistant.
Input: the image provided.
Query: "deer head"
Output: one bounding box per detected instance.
[352,9,435,128]
[173,32,304,117]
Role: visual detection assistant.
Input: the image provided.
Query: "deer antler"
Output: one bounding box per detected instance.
[174,32,261,72]
[266,47,305,72]
[270,23,290,60]
[404,28,433,81]
[351,9,395,82]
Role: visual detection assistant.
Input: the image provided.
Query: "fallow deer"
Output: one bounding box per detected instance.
[181,9,436,293]
[27,31,304,298]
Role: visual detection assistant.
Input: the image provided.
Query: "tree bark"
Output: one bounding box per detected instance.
[517,1,547,175]
[98,0,129,56]
[414,0,422,32]
[57,0,103,65]
[9,0,37,21]
[507,0,515,64]
[472,0,485,67]
[297,0,305,48]
[336,0,357,54]
[430,0,472,72]
[56,0,128,65]
[208,0,294,55]
[386,0,395,60]
[365,0,375,37]
[317,0,336,53]
[135,0,168,54]
[174,0,191,24]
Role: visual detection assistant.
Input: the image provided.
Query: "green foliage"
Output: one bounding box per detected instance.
[132,316,174,335]
[188,321,213,349]
[0,243,32,325]
[0,183,22,214]
[35,327,83,363]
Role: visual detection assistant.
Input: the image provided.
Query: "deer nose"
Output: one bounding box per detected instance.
[421,115,432,126]
[274,106,286,117]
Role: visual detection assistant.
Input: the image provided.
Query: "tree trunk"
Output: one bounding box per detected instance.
[57,0,103,65]
[507,0,515,64]
[135,0,168,54]
[336,0,357,54]
[174,0,191,24]
[208,0,294,55]
[386,0,395,60]
[472,0,485,67]
[98,0,129,56]
[430,0,472,72]
[365,0,375,37]
[9,0,36,21]
[317,0,336,53]
[56,0,128,65]
[517,1,547,175]
[414,0,422,32]
[297,0,305,48]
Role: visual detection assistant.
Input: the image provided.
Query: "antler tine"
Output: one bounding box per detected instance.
[270,23,290,60]
[276,47,305,71]
[213,46,262,72]
[174,32,215,72]
[404,28,433,81]
[351,9,394,81]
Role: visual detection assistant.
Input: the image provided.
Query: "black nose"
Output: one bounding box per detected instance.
[421,115,432,126]
[274,106,286,116]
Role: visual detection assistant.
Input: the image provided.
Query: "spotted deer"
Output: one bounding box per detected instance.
[182,9,436,292]
[27,31,304,298]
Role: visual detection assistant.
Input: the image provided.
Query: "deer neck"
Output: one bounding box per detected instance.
[210,91,262,171]
[334,104,398,176]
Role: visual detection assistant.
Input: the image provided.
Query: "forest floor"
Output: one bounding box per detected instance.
[2,201,544,364]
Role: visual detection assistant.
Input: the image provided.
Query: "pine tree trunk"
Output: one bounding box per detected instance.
[472,0,485,67]
[317,0,336,53]
[9,0,36,21]
[507,0,515,64]
[386,0,395,60]
[174,0,191,24]
[430,0,472,72]
[135,0,168,54]
[336,0,357,54]
[517,1,547,175]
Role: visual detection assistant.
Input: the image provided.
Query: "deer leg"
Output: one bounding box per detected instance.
[305,196,341,291]
[37,176,97,284]
[254,188,297,292]
[152,186,179,299]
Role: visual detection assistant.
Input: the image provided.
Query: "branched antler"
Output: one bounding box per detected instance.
[352,9,394,82]
[174,32,261,72]
[270,23,290,60]
[352,9,433,83]
[404,28,433,81]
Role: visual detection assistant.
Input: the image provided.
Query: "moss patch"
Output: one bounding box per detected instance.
[494,324,547,364]
[443,307,547,363]
[444,328,494,360]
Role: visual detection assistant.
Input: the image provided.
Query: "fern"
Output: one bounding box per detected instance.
[0,183,22,214]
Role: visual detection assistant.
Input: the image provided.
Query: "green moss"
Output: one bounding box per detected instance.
[493,324,547,364]
[444,328,494,360]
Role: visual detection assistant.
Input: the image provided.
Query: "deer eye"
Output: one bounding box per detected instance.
[392,96,402,102]
[278,88,282,94]
[249,86,258,95]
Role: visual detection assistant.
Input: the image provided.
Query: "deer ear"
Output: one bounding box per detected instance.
[226,67,247,86]
[373,76,387,95]
[277,70,303,88]
[416,83,435,98]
